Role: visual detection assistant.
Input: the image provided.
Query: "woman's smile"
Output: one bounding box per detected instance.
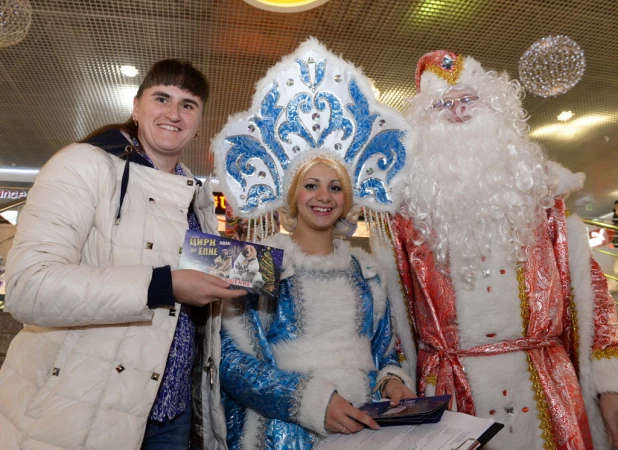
[158,123,182,132]
[310,205,335,215]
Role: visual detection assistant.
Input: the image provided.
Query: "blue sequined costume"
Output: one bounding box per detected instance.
[219,234,413,449]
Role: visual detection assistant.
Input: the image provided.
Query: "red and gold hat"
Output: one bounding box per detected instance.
[415,50,485,93]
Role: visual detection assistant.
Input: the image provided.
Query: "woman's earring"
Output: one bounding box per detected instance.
[132,116,138,127]
[194,128,201,141]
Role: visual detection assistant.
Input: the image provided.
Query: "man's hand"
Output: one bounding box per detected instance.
[325,393,379,434]
[382,378,416,406]
[600,393,618,448]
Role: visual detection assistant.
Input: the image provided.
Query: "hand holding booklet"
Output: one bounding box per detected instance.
[317,396,503,450]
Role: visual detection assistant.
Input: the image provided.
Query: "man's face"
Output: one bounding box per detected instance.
[430,87,480,123]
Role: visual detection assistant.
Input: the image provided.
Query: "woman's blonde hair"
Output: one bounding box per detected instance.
[280,155,355,233]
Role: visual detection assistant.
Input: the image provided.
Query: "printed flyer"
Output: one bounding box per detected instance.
[178,230,284,298]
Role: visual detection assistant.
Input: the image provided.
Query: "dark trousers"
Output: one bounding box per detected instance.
[141,405,192,450]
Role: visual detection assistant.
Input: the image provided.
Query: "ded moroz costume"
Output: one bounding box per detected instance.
[371,50,618,449]
[211,38,416,449]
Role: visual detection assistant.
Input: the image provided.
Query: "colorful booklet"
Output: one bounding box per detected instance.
[358,395,451,426]
[178,230,284,298]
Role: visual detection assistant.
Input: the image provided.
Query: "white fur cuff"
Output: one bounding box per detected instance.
[297,377,336,437]
[592,357,618,394]
[377,365,416,393]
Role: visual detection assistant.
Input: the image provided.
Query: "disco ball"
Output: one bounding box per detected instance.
[518,35,586,98]
[0,0,32,48]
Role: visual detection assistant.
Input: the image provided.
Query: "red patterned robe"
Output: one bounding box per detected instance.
[385,197,618,450]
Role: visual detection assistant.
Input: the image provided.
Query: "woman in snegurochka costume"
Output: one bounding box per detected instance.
[211,38,417,448]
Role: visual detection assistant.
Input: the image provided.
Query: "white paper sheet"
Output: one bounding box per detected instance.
[315,411,497,450]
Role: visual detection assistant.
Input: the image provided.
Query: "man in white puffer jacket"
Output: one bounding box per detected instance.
[0,59,243,450]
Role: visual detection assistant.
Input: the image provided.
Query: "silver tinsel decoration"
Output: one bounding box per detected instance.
[518,35,586,98]
[0,0,32,48]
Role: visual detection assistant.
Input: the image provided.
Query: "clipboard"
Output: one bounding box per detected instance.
[450,422,504,449]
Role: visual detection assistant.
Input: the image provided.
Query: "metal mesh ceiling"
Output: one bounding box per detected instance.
[0,0,617,217]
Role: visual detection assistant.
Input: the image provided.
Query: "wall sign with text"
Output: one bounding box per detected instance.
[213,192,227,215]
[0,189,28,200]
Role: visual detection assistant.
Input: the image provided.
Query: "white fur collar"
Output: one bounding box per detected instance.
[545,160,585,198]
[263,233,381,281]
[263,234,351,280]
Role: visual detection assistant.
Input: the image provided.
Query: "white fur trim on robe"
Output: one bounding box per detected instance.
[298,378,337,437]
[222,301,256,356]
[369,232,417,383]
[567,213,611,450]
[593,358,618,394]
[351,246,388,323]
[240,409,261,449]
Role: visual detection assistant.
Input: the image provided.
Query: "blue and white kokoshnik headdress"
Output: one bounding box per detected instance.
[212,38,414,220]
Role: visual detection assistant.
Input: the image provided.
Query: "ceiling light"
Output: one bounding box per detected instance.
[0,0,32,48]
[117,85,138,111]
[416,0,451,17]
[530,114,611,140]
[530,124,563,138]
[120,65,139,77]
[0,168,39,183]
[519,35,586,98]
[557,111,573,121]
[243,0,331,13]
[0,168,39,175]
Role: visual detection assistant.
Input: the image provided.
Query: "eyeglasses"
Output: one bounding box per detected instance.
[430,95,479,111]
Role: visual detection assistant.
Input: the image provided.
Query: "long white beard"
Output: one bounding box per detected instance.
[403,110,554,287]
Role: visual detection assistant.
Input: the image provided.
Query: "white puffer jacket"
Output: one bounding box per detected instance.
[0,139,227,450]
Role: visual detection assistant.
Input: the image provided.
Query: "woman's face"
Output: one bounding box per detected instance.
[132,84,203,160]
[294,163,345,233]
